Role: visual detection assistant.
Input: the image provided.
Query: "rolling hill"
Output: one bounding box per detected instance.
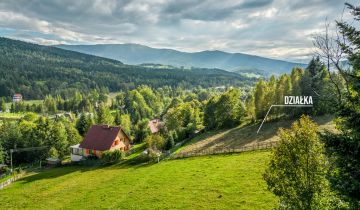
[0,37,254,99]
[56,43,307,75]
[177,115,335,154]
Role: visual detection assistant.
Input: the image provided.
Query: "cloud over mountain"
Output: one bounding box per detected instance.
[0,0,354,62]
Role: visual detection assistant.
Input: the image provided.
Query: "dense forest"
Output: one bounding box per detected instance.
[0,37,254,100]
[0,54,339,165]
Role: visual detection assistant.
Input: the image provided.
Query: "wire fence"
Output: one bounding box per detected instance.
[170,140,280,159]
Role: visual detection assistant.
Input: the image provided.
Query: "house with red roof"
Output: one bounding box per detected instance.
[70,125,131,162]
[148,119,164,134]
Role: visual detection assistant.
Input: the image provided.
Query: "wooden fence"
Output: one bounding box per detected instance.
[170,140,279,159]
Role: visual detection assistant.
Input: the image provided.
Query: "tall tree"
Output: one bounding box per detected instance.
[119,114,132,137]
[96,104,113,125]
[322,3,360,207]
[264,116,329,209]
[76,114,94,136]
[49,121,68,159]
[254,79,268,119]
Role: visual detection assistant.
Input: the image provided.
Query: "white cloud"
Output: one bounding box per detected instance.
[0,0,353,61]
[249,7,278,18]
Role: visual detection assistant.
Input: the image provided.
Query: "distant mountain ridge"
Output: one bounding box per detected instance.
[0,37,254,99]
[56,43,307,75]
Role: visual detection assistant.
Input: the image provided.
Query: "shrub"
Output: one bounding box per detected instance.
[145,134,166,150]
[101,150,125,164]
[165,135,175,150]
[146,148,162,163]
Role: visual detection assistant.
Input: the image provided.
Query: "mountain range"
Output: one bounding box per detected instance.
[56,43,307,76]
[0,37,253,99]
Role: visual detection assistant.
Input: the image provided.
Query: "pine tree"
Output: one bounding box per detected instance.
[96,104,113,125]
[254,79,268,119]
[322,3,360,207]
[114,111,122,125]
[76,113,94,136]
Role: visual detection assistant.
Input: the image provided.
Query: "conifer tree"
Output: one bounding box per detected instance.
[322,3,360,207]
[96,104,113,125]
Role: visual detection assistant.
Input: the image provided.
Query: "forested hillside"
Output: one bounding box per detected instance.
[0,38,253,100]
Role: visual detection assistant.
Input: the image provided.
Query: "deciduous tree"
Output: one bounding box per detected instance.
[264,116,328,209]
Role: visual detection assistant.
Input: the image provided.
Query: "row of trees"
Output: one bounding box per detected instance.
[247,57,343,121]
[0,113,81,165]
[7,89,109,114]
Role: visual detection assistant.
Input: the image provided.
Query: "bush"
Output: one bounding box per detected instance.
[145,134,166,150]
[101,150,125,164]
[146,148,163,163]
[165,135,175,150]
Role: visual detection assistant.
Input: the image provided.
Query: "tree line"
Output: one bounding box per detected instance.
[0,37,254,100]
[246,57,344,121]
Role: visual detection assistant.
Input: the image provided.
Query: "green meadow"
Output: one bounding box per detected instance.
[0,151,276,210]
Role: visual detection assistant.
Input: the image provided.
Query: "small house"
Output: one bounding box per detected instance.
[70,125,131,162]
[12,94,22,102]
[148,119,164,134]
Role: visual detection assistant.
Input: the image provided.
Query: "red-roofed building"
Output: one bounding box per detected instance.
[148,119,164,134]
[70,125,131,162]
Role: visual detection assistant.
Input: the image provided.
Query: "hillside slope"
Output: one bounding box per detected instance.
[179,115,335,154]
[56,43,307,75]
[0,151,276,209]
[0,37,253,99]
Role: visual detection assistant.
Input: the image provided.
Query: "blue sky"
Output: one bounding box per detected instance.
[0,0,356,62]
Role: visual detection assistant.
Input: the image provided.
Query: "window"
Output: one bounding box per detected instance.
[72,148,81,155]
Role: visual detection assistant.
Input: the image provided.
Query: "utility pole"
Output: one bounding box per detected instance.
[10,149,13,173]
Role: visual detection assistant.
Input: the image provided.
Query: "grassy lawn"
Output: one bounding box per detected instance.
[177,115,335,154]
[0,151,276,210]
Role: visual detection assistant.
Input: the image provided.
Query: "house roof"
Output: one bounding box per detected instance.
[148,119,164,133]
[79,125,129,151]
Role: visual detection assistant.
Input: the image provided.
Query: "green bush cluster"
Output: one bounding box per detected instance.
[101,150,125,164]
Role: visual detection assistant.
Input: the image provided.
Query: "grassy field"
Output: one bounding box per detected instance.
[0,112,24,120]
[178,115,335,154]
[0,151,276,210]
